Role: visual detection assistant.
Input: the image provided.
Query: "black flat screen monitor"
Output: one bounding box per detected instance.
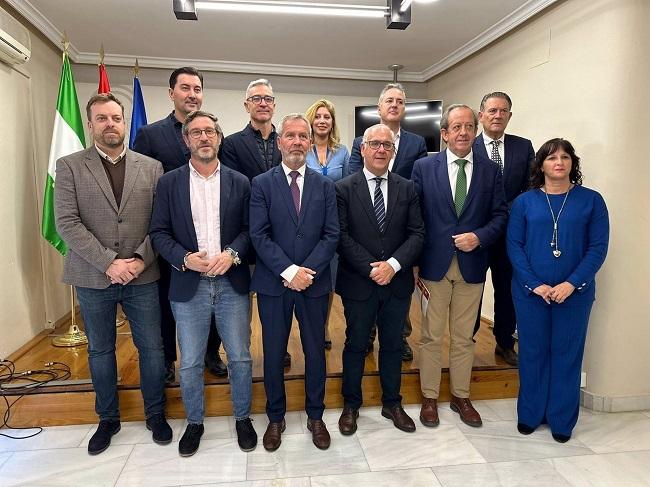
[354,100,442,153]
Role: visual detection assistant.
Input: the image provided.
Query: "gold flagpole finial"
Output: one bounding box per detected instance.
[99,43,105,65]
[134,58,140,77]
[61,31,70,59]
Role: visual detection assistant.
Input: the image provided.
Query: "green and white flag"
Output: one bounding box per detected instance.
[42,52,85,255]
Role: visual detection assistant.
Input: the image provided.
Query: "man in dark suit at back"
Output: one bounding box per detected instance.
[472,91,535,366]
[249,114,339,452]
[349,83,428,361]
[134,67,227,381]
[336,124,424,436]
[412,104,507,429]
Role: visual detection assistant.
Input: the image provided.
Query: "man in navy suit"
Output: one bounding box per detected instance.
[336,124,424,435]
[349,83,428,361]
[250,114,339,451]
[134,67,227,381]
[149,111,256,457]
[472,92,535,366]
[412,104,507,429]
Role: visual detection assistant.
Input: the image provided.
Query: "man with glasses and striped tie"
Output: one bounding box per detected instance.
[335,123,424,435]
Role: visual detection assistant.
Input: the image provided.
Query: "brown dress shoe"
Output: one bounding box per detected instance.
[263,419,286,451]
[338,407,359,435]
[420,397,439,427]
[450,396,482,427]
[307,419,331,450]
[381,405,416,432]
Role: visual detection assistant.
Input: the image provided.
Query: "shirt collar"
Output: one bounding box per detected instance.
[189,160,220,180]
[363,167,389,181]
[170,111,183,127]
[281,162,306,178]
[482,132,505,145]
[246,122,276,137]
[95,144,126,164]
[446,148,474,165]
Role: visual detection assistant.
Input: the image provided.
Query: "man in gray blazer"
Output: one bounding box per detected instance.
[55,93,171,455]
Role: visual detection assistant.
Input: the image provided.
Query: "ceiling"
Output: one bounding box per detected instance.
[8,0,558,82]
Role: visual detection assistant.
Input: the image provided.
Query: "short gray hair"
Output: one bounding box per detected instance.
[378,83,406,105]
[277,113,311,137]
[246,78,273,98]
[440,104,478,130]
[362,123,395,143]
[182,110,223,138]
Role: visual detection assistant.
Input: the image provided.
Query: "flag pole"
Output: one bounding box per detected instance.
[52,286,88,347]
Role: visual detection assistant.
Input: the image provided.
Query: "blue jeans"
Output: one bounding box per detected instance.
[76,282,166,421]
[171,276,252,423]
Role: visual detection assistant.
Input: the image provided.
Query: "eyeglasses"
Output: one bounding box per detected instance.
[187,128,218,139]
[366,140,395,151]
[246,95,275,105]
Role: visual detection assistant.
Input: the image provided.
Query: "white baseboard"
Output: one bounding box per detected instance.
[581,389,650,412]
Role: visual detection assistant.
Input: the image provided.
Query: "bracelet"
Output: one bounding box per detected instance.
[225,247,241,266]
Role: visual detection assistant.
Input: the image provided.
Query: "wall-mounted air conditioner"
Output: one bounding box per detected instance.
[0,6,31,65]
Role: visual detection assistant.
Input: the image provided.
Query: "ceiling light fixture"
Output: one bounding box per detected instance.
[195,0,387,18]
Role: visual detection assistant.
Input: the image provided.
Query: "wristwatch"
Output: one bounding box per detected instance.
[225,247,241,266]
[181,251,191,272]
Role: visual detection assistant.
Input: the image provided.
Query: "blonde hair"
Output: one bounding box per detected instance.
[305,99,341,150]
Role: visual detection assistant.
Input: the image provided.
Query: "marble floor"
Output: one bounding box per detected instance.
[2,399,650,486]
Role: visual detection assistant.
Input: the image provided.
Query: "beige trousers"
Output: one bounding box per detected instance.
[419,256,484,399]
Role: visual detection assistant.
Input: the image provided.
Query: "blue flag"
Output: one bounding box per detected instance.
[129,76,147,149]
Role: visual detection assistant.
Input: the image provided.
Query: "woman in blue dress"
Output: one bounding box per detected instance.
[305,99,349,350]
[507,138,609,443]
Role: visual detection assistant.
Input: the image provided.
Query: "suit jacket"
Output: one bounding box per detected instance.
[220,123,282,181]
[54,147,162,289]
[249,165,339,297]
[133,112,190,173]
[473,133,534,204]
[149,163,251,302]
[335,170,425,301]
[348,129,428,179]
[412,151,508,284]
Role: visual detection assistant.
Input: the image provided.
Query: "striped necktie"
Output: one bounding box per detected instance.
[454,159,468,217]
[373,176,386,232]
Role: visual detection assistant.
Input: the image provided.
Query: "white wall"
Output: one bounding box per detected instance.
[428,0,650,400]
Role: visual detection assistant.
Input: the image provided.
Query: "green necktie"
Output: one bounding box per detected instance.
[454,159,468,217]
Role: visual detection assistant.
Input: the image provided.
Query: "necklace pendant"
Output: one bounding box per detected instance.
[553,250,561,258]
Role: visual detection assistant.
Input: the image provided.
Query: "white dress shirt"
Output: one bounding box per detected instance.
[388,129,401,172]
[362,167,401,273]
[482,133,505,167]
[280,163,307,283]
[189,162,221,259]
[95,144,126,164]
[446,148,474,199]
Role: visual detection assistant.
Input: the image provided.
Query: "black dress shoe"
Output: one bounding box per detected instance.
[517,422,536,435]
[552,432,571,443]
[205,353,228,377]
[88,420,121,455]
[338,407,359,435]
[495,344,518,366]
[179,423,204,457]
[164,362,176,384]
[146,413,173,444]
[381,405,416,432]
[402,339,414,361]
[236,418,258,452]
[284,352,292,367]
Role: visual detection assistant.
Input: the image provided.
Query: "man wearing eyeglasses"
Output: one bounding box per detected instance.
[134,67,228,382]
[349,83,428,361]
[335,124,424,435]
[150,110,256,457]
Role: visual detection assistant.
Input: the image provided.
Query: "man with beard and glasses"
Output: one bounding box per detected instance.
[55,93,171,455]
[150,110,256,457]
[249,114,339,451]
[134,67,228,383]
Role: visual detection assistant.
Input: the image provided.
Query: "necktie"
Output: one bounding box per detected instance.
[289,170,300,216]
[490,140,503,173]
[373,177,386,232]
[454,159,467,217]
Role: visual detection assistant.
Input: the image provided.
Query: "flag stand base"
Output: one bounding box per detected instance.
[52,324,88,347]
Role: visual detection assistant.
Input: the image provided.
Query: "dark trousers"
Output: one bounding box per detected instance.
[368,306,411,343]
[473,235,516,349]
[258,291,328,422]
[342,287,409,409]
[158,257,222,363]
[514,296,592,436]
